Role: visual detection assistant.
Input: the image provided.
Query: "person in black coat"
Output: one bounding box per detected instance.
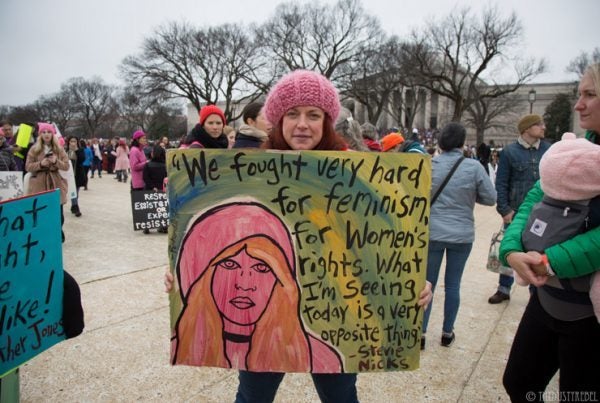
[233,102,272,148]
[65,136,86,217]
[142,144,168,233]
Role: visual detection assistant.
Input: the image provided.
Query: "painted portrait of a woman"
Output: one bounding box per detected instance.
[172,201,343,373]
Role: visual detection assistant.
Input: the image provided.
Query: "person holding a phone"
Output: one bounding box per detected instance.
[25,123,70,239]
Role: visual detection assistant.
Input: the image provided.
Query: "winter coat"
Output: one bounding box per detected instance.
[233,124,268,149]
[362,138,381,151]
[83,147,93,167]
[129,145,147,189]
[185,124,228,149]
[25,146,70,204]
[143,160,167,191]
[68,148,87,188]
[104,144,116,162]
[113,145,130,171]
[0,143,17,171]
[495,138,550,217]
[429,149,497,243]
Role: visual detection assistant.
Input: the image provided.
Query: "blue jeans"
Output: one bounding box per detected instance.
[422,241,473,334]
[498,273,514,294]
[235,371,358,403]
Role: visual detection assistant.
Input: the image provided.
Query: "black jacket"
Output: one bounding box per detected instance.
[143,160,167,190]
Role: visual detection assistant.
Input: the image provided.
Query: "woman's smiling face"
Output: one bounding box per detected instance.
[282,106,325,150]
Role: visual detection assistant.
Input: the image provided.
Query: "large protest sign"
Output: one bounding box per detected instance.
[0,172,24,201]
[167,149,431,373]
[0,190,65,377]
[130,190,169,231]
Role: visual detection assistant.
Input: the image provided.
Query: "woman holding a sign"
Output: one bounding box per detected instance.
[243,70,432,402]
[166,70,433,402]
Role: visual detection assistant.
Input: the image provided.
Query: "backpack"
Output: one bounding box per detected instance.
[522,195,593,315]
[521,195,590,253]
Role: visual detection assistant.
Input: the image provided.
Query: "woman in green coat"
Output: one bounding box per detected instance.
[499,64,600,401]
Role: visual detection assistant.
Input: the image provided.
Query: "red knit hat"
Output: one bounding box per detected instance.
[540,132,600,201]
[199,105,226,126]
[263,69,340,125]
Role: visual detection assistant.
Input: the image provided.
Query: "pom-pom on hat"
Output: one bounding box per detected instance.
[263,69,340,125]
[38,122,56,134]
[381,133,405,152]
[517,114,543,134]
[199,105,226,126]
[540,132,600,201]
[132,130,146,141]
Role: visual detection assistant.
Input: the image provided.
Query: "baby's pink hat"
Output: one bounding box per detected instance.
[540,132,600,201]
[263,69,340,125]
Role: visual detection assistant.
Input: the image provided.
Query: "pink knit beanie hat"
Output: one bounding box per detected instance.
[263,69,340,125]
[540,132,600,201]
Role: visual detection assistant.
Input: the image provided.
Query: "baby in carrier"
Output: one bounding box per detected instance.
[519,133,600,322]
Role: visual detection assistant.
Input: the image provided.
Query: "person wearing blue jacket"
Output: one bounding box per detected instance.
[488,114,550,304]
[422,122,496,349]
[82,140,93,189]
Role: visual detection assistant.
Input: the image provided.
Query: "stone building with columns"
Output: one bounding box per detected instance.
[187,81,580,147]
[350,81,580,146]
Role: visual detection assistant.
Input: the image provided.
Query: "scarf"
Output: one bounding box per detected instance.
[188,124,228,149]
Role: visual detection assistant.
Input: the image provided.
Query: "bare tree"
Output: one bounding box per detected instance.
[35,91,79,134]
[62,77,118,137]
[403,6,545,121]
[120,22,265,121]
[7,106,40,126]
[464,89,522,145]
[117,85,184,139]
[204,24,269,120]
[257,0,382,81]
[338,36,403,125]
[566,47,600,78]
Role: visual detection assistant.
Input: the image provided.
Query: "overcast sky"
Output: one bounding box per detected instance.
[0,0,598,106]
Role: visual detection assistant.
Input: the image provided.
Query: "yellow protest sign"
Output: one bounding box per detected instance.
[15,124,33,149]
[167,149,431,373]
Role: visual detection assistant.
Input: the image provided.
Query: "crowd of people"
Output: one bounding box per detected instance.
[1,63,598,402]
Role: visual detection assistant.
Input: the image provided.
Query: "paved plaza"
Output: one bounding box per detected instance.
[17,172,557,402]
